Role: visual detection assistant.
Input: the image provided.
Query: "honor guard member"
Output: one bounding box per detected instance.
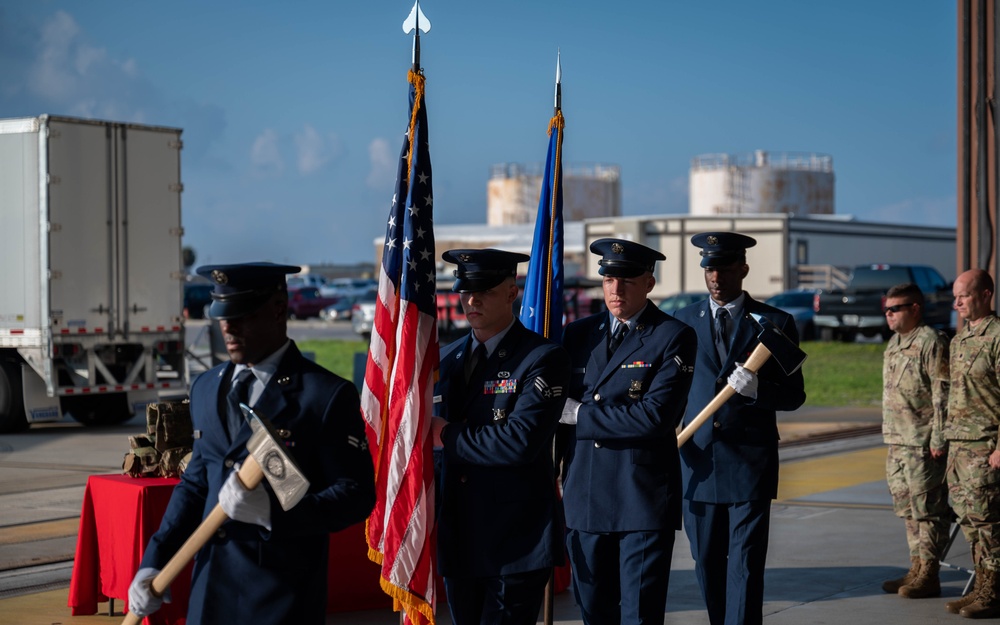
[558,238,697,625]
[430,249,570,625]
[674,233,806,625]
[128,263,376,625]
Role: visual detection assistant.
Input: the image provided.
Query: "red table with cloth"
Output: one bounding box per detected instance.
[67,474,394,621]
[68,474,191,624]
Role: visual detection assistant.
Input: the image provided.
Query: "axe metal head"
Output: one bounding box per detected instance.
[749,313,807,375]
[240,403,310,511]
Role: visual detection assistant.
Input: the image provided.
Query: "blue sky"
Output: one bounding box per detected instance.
[0,1,955,267]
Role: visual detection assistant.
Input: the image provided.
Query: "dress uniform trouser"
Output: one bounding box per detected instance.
[566,528,675,625]
[684,499,771,625]
[444,568,550,625]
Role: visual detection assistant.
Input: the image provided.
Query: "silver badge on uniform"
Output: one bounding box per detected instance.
[498,371,511,379]
[492,409,507,422]
[628,379,643,399]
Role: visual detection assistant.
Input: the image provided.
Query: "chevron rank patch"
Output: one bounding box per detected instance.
[347,434,368,451]
[535,376,564,399]
[674,354,694,374]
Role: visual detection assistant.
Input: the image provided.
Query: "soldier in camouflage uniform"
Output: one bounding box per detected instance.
[880,283,951,599]
[945,268,1000,619]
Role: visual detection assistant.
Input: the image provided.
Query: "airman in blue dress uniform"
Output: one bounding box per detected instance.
[431,249,570,625]
[673,233,806,625]
[559,238,697,625]
[128,262,375,624]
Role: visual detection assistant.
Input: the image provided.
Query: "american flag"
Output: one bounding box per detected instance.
[361,69,438,625]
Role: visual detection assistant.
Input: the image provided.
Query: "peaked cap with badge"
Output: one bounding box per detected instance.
[196,262,301,320]
[690,232,757,268]
[589,238,666,278]
[442,248,529,293]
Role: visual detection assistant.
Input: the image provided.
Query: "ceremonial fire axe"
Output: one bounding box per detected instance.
[676,313,807,448]
[122,404,310,625]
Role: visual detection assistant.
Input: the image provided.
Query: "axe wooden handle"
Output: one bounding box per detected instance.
[676,342,773,448]
[120,456,264,625]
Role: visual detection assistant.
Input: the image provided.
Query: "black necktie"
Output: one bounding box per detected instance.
[226,369,254,440]
[608,323,628,357]
[465,343,487,383]
[715,308,730,361]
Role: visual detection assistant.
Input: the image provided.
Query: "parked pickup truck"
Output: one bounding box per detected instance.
[812,264,953,342]
[287,286,338,319]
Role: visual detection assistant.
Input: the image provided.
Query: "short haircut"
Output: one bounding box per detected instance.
[885,283,923,306]
[971,270,996,295]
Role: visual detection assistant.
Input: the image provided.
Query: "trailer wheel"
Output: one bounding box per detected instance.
[63,394,131,427]
[0,359,28,433]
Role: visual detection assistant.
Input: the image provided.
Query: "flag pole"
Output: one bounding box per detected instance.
[543,49,562,625]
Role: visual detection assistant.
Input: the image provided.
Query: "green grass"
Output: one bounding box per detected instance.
[800,341,885,407]
[299,339,887,408]
[298,339,370,382]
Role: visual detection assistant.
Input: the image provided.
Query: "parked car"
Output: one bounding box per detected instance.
[183,282,214,320]
[287,286,337,319]
[321,293,367,322]
[812,264,953,341]
[352,290,379,338]
[658,292,708,314]
[320,277,378,299]
[764,289,820,341]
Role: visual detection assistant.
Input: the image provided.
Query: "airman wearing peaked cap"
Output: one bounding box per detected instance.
[690,232,757,268]
[590,238,666,278]
[442,248,530,292]
[196,262,301,320]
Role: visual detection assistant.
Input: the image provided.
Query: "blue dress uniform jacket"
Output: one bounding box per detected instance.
[139,342,376,625]
[560,303,697,532]
[673,296,805,503]
[435,320,570,578]
[674,295,805,625]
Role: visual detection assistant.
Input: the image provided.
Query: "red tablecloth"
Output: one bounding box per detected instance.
[68,474,191,625]
[68,474,566,620]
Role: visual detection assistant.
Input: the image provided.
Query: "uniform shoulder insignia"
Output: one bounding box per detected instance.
[674,354,694,374]
[347,434,368,451]
[534,376,564,399]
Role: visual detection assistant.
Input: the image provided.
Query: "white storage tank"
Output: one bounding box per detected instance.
[689,150,834,216]
[487,162,621,225]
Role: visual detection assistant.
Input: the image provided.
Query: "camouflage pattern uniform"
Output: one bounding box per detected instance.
[945,314,1000,572]
[883,324,951,562]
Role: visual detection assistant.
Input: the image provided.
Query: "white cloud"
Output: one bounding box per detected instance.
[366,137,395,189]
[251,129,284,175]
[294,124,342,175]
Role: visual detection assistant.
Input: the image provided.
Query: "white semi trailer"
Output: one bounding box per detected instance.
[0,115,186,432]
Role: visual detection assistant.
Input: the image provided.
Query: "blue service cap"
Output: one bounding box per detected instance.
[442,248,529,293]
[690,232,757,268]
[195,262,301,320]
[589,238,665,278]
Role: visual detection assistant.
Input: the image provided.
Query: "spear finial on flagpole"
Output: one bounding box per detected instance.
[554,48,562,115]
[403,0,432,72]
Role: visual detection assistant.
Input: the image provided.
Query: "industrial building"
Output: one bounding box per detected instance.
[487,162,621,225]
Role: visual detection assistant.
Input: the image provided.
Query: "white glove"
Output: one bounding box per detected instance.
[219,468,272,530]
[728,365,758,399]
[560,398,581,425]
[128,567,170,617]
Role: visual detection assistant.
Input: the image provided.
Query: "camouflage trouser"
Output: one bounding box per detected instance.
[886,444,951,560]
[947,441,1000,571]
